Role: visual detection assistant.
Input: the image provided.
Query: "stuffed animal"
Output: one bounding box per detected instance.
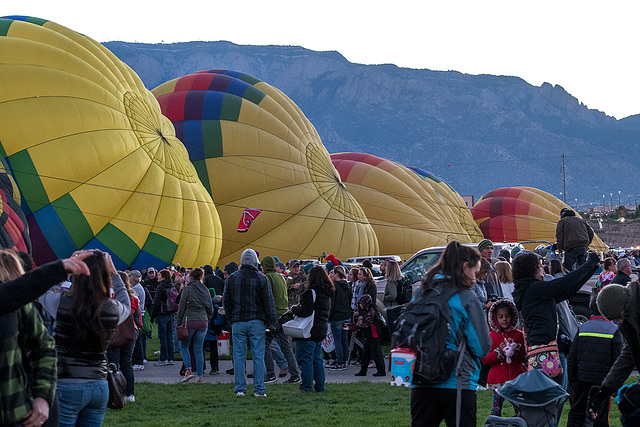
[503,340,517,364]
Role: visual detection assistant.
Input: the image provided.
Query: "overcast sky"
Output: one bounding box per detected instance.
[8,0,640,119]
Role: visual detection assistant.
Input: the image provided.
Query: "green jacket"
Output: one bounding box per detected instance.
[262,256,289,315]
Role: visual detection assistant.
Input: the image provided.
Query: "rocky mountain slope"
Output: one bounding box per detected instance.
[104,41,640,203]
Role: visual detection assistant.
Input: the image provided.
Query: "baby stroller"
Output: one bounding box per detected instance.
[487,370,568,427]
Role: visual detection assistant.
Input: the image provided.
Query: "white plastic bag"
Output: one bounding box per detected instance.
[282,290,316,339]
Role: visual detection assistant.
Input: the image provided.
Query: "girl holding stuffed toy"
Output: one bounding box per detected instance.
[480,299,527,416]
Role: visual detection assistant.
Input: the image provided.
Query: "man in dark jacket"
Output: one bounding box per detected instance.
[223,249,277,397]
[589,282,640,425]
[261,256,300,384]
[567,298,623,427]
[203,264,224,297]
[556,208,594,271]
[611,258,633,286]
[150,270,176,366]
[143,267,159,293]
[328,266,353,370]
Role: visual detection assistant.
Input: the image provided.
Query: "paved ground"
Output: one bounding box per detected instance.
[135,356,391,385]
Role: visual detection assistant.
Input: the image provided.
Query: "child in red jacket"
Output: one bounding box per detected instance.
[481,299,527,416]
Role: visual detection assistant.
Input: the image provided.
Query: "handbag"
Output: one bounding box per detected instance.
[282,290,316,339]
[176,315,189,341]
[109,313,136,347]
[526,340,563,378]
[107,362,127,409]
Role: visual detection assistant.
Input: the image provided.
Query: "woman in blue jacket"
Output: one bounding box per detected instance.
[411,241,492,427]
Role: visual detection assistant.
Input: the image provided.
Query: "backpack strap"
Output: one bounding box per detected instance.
[455,336,467,427]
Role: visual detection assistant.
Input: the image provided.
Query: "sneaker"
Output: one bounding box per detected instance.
[167,361,176,365]
[226,368,234,375]
[330,364,347,371]
[247,372,253,378]
[143,359,148,364]
[209,370,219,375]
[349,360,360,365]
[132,365,142,371]
[254,393,267,397]
[284,376,301,383]
[153,350,160,355]
[278,368,288,378]
[264,375,278,384]
[195,377,204,383]
[181,369,194,383]
[324,359,335,367]
[154,360,169,366]
[235,391,246,397]
[124,395,135,403]
[368,360,376,369]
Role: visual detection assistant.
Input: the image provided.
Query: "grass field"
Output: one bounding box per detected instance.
[102,380,627,427]
[133,325,628,426]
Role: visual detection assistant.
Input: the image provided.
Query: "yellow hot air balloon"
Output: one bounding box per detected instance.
[0,16,222,269]
[471,187,608,252]
[152,70,378,266]
[331,153,483,260]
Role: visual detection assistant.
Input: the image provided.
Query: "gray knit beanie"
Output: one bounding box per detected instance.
[240,249,259,268]
[597,284,631,320]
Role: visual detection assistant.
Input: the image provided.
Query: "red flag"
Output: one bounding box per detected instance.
[237,208,262,232]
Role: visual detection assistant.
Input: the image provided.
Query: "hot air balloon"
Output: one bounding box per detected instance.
[471,186,607,252]
[152,70,378,266]
[0,16,222,270]
[331,153,483,260]
[0,156,30,253]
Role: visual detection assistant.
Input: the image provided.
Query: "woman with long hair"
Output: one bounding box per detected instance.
[106,271,141,402]
[291,265,335,393]
[177,267,212,383]
[494,261,514,301]
[40,250,131,426]
[411,241,492,427]
[384,260,405,334]
[596,257,616,292]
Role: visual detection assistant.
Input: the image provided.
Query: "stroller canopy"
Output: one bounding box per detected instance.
[497,370,569,407]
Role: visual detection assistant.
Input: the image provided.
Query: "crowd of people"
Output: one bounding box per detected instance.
[2,205,640,426]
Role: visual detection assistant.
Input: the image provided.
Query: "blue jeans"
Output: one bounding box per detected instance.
[181,328,206,376]
[172,314,180,351]
[295,340,325,392]
[554,351,568,424]
[106,337,136,396]
[330,319,350,365]
[156,315,174,361]
[57,379,109,427]
[232,319,266,394]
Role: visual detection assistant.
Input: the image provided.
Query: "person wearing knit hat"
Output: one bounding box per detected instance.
[596,284,631,321]
[589,281,640,423]
[478,239,494,257]
[223,262,239,278]
[222,248,277,397]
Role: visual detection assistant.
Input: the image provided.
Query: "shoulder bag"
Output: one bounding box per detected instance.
[107,362,127,409]
[282,290,316,339]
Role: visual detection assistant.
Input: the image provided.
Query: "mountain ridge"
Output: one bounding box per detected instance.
[104,40,640,206]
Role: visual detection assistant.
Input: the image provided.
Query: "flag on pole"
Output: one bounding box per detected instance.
[237,208,262,232]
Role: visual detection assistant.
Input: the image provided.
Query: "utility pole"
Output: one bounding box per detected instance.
[561,154,567,203]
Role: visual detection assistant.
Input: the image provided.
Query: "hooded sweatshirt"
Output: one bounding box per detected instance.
[480,299,527,386]
[262,256,289,315]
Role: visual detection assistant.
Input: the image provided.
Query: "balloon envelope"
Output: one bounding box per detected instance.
[0,16,222,270]
[331,152,483,260]
[153,70,378,265]
[471,187,607,252]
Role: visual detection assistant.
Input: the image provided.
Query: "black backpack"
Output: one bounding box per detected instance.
[395,276,414,305]
[391,284,462,386]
